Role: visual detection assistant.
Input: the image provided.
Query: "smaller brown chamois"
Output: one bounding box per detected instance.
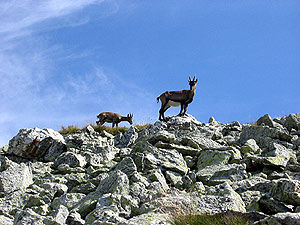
[96,112,133,128]
[157,76,198,121]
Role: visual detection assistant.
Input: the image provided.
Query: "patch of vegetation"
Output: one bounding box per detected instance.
[135,124,150,130]
[59,125,82,134]
[91,125,128,136]
[169,211,252,225]
[59,123,148,135]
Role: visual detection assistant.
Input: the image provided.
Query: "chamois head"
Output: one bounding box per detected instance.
[127,113,133,125]
[188,76,198,91]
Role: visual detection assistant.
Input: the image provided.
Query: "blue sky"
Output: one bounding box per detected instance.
[0,0,299,146]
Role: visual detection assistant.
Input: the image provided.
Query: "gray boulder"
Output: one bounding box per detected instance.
[0,215,13,225]
[115,126,138,147]
[148,169,169,191]
[148,130,176,145]
[0,158,33,193]
[50,205,69,224]
[283,113,300,131]
[258,195,292,214]
[197,163,248,185]
[240,125,292,148]
[97,170,129,195]
[256,114,276,127]
[257,212,300,225]
[51,193,86,210]
[52,152,87,168]
[127,212,169,225]
[155,141,201,156]
[147,148,188,175]
[246,143,295,169]
[115,157,137,177]
[240,139,261,154]
[14,208,59,225]
[197,150,231,170]
[270,178,300,206]
[66,211,85,225]
[7,128,66,161]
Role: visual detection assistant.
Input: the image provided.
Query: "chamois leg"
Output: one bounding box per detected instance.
[183,104,188,116]
[178,104,184,116]
[98,120,105,126]
[112,119,117,128]
[159,103,167,121]
[161,105,170,121]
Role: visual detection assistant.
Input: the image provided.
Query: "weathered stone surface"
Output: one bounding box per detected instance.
[148,130,176,145]
[14,208,59,225]
[192,136,224,150]
[239,190,261,212]
[7,128,66,160]
[246,143,295,169]
[197,163,248,184]
[166,114,202,130]
[283,113,300,131]
[154,148,188,175]
[52,151,87,168]
[155,141,200,156]
[270,178,300,206]
[0,215,13,225]
[97,170,129,195]
[85,125,95,135]
[51,193,86,210]
[0,158,33,193]
[240,139,261,154]
[165,170,183,187]
[115,157,137,177]
[66,211,85,225]
[148,169,169,191]
[50,204,69,224]
[257,114,276,127]
[258,212,300,225]
[127,212,169,225]
[2,113,300,224]
[197,150,231,170]
[258,195,292,215]
[115,126,138,147]
[240,125,292,148]
[201,182,246,213]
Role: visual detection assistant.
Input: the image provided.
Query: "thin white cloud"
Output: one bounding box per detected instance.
[67,67,115,96]
[0,0,117,147]
[0,0,104,35]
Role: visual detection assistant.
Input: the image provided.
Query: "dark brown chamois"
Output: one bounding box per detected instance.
[157,76,198,121]
[96,112,133,128]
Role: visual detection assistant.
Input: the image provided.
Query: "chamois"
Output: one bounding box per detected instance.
[96,112,133,128]
[157,76,198,121]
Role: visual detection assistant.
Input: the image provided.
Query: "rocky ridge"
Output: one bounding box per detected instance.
[0,113,300,224]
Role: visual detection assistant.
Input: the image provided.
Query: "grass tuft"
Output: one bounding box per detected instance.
[59,123,149,135]
[135,124,150,130]
[169,212,251,225]
[59,125,82,134]
[91,125,127,136]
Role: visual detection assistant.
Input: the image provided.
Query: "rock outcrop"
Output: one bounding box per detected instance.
[0,113,299,224]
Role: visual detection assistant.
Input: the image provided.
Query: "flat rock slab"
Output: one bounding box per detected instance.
[0,158,33,194]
